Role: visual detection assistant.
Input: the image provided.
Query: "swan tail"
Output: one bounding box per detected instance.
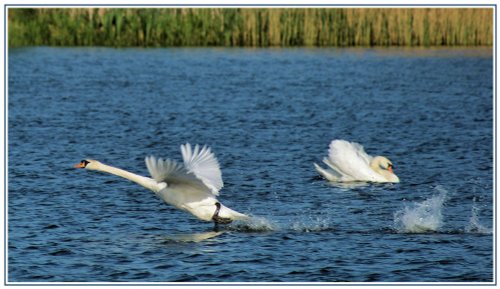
[314,163,340,182]
[217,204,249,221]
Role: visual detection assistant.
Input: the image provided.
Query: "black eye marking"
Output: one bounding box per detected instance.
[81,160,90,167]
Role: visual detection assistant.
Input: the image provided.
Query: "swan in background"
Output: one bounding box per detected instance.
[314,139,400,183]
[75,143,248,225]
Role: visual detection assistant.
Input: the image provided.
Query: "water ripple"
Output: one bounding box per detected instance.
[8,47,493,282]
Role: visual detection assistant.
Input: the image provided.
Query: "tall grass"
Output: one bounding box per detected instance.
[8,8,493,47]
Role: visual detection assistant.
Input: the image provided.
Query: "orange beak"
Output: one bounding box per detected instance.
[74,162,86,168]
[388,166,394,173]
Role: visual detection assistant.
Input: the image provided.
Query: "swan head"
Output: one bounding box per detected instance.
[74,159,102,170]
[370,156,400,183]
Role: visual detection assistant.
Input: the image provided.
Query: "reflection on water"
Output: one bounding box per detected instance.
[160,231,225,243]
[368,46,492,58]
[326,181,371,190]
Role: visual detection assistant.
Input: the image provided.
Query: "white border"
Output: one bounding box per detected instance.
[2,2,497,288]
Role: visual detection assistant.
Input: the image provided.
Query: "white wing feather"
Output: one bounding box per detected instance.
[145,156,180,181]
[327,140,386,182]
[145,156,207,191]
[181,143,223,195]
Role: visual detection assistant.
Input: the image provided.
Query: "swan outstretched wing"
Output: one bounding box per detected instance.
[328,140,384,182]
[145,156,207,191]
[348,141,373,165]
[181,143,223,195]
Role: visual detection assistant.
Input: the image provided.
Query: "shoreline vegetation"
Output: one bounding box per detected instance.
[8,8,493,47]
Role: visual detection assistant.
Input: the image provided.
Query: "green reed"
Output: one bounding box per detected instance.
[8,8,493,47]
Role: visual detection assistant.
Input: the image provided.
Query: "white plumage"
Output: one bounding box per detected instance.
[76,143,248,224]
[314,139,400,183]
[180,143,223,195]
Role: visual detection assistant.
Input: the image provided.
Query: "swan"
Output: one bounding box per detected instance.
[314,139,400,183]
[74,143,249,224]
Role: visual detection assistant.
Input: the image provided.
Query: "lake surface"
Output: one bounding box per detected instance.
[7,47,493,283]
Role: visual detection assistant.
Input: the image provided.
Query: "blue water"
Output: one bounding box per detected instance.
[8,47,493,283]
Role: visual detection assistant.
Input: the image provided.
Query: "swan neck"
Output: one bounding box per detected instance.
[97,163,159,191]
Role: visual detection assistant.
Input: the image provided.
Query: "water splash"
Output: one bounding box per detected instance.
[290,215,336,232]
[393,186,447,233]
[465,198,492,234]
[228,214,336,233]
[229,216,280,232]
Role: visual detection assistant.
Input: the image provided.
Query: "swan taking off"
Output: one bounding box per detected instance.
[314,139,400,183]
[75,143,248,224]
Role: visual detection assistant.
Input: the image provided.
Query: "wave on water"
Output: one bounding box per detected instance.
[465,197,492,234]
[393,186,448,233]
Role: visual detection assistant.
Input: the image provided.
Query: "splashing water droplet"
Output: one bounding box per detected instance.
[465,197,492,234]
[393,186,447,233]
[229,216,280,232]
[228,213,337,233]
[290,215,336,232]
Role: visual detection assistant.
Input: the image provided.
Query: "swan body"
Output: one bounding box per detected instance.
[75,144,248,224]
[314,139,400,183]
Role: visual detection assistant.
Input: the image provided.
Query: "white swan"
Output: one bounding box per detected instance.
[74,143,248,224]
[314,139,400,183]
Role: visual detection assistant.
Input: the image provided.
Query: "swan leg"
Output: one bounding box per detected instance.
[212,202,233,225]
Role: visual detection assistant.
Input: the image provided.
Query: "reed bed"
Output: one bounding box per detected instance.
[8,8,493,47]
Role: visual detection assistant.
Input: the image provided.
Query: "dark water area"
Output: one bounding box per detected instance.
[7,47,493,283]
